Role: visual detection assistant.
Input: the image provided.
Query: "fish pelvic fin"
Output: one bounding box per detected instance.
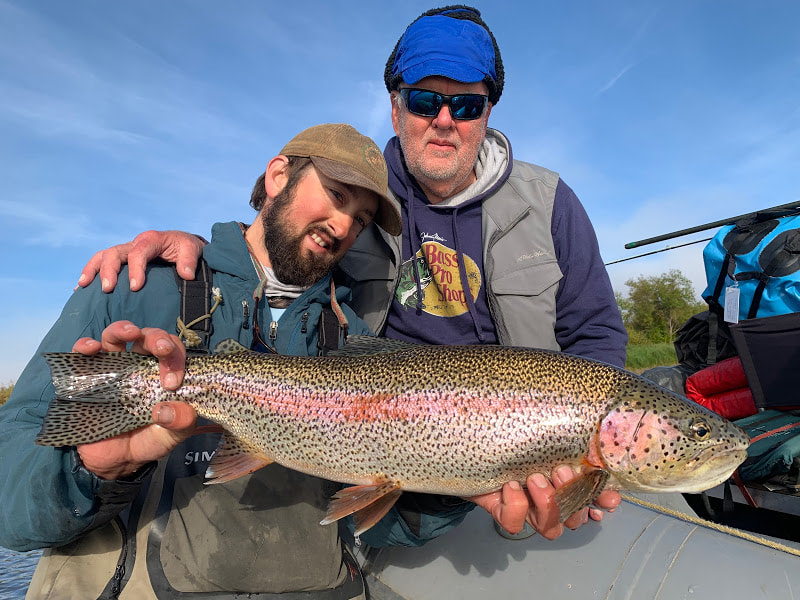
[553,469,610,523]
[36,352,154,447]
[321,482,403,536]
[204,433,273,484]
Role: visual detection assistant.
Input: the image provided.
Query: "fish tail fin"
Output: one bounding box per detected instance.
[320,482,403,536]
[553,469,610,522]
[35,352,154,447]
[44,351,151,398]
[35,397,151,447]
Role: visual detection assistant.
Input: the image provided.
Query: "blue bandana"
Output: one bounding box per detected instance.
[391,14,496,85]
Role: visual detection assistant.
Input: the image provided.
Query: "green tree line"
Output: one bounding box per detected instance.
[616,268,705,345]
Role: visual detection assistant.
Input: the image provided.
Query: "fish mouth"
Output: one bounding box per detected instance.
[623,444,749,494]
[686,445,748,470]
[665,446,749,493]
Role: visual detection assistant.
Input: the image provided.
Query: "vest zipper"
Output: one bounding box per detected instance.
[242,300,250,329]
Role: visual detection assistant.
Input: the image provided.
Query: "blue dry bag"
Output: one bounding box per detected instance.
[702,214,800,320]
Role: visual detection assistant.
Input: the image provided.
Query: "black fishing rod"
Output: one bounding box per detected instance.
[624,200,800,250]
[605,237,712,266]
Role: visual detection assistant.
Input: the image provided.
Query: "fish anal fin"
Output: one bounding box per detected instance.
[553,469,610,522]
[204,433,273,484]
[321,482,403,535]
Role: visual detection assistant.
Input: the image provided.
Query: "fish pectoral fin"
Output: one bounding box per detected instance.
[321,482,403,535]
[553,469,610,522]
[204,433,273,484]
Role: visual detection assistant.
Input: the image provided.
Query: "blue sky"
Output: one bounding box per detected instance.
[1,0,798,383]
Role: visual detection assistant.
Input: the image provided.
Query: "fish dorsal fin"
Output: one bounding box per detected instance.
[205,433,273,484]
[43,351,152,399]
[327,335,421,357]
[213,338,255,355]
[320,481,403,535]
[553,469,610,522]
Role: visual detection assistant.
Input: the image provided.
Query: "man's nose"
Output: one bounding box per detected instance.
[432,102,454,128]
[328,210,355,239]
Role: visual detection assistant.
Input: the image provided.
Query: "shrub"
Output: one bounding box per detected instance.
[626,343,677,372]
[0,383,14,407]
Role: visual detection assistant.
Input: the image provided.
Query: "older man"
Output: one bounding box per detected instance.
[79,6,626,541]
[339,4,627,541]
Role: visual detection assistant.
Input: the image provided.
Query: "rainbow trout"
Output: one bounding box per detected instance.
[36,337,749,534]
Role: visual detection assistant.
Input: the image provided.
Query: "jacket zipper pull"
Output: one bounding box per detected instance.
[269,321,278,346]
[242,300,250,329]
[301,312,310,333]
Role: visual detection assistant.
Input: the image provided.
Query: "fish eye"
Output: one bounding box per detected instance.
[690,418,711,440]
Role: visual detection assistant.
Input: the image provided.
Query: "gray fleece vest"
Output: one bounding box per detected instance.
[338,160,562,351]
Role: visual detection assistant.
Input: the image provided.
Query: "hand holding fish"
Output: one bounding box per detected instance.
[73,320,188,390]
[71,322,197,480]
[469,468,621,540]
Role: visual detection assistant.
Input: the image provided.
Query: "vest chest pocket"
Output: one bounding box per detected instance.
[490,259,563,296]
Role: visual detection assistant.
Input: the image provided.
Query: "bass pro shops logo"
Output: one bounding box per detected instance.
[395,241,481,316]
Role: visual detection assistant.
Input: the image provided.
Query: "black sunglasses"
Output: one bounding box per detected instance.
[399,88,488,121]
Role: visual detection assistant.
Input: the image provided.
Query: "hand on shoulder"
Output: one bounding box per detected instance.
[77,230,206,292]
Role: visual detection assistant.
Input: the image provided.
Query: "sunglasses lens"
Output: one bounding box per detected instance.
[406,90,441,116]
[451,96,486,120]
[402,89,486,121]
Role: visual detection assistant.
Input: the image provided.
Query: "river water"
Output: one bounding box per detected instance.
[0,547,38,599]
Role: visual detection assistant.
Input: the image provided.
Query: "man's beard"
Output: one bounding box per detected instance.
[261,187,340,286]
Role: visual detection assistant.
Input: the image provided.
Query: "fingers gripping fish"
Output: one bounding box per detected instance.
[35,337,749,535]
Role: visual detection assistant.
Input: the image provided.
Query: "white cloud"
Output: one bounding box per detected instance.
[0,199,101,247]
[596,62,638,96]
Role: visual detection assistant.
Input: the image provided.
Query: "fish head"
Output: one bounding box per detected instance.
[592,379,750,493]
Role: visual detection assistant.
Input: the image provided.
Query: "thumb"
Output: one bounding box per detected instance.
[153,402,197,434]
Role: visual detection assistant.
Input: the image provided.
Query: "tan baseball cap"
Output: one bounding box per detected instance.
[280,124,401,236]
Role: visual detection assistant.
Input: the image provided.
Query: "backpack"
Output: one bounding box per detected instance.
[702,212,800,321]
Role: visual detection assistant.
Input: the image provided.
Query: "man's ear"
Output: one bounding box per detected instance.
[390,92,402,136]
[264,155,290,198]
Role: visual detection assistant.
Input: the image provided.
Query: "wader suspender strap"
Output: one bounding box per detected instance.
[318,281,349,356]
[175,258,215,351]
